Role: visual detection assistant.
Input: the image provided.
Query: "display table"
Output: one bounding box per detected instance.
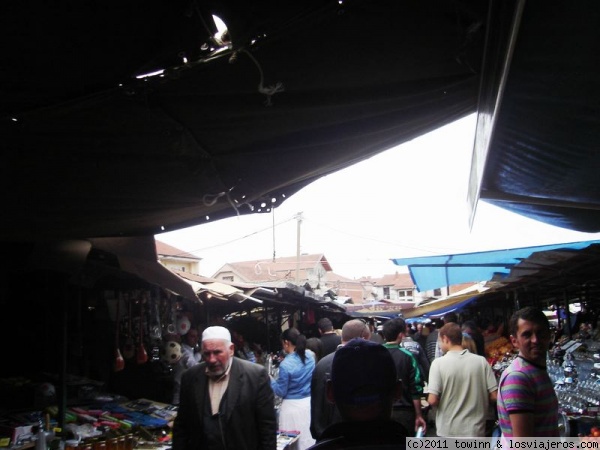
[3,399,302,450]
[277,432,299,450]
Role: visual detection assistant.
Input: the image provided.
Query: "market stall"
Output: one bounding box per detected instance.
[395,242,600,437]
[0,240,348,450]
[0,237,201,449]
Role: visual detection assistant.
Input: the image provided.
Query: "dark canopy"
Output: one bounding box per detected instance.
[468,0,600,232]
[0,0,484,240]
[1,0,598,242]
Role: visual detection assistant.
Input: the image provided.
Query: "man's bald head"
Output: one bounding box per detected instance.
[341,319,371,343]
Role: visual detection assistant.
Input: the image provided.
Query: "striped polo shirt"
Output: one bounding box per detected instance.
[497,356,559,437]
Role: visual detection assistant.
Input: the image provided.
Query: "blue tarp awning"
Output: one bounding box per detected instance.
[391,240,600,292]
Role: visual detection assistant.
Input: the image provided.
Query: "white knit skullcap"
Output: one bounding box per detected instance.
[202,326,231,343]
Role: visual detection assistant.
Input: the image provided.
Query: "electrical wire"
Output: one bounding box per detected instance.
[167,215,296,256]
[303,217,471,256]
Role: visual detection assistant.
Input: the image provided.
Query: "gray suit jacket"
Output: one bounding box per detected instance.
[173,357,277,450]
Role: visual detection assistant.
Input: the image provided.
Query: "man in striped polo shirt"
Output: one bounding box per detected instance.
[497,307,559,437]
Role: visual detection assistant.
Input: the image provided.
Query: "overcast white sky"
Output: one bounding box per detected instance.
[156,114,600,279]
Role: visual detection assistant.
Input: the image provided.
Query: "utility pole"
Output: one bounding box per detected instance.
[294,212,303,284]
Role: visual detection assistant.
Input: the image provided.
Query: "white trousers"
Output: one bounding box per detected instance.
[278,397,315,450]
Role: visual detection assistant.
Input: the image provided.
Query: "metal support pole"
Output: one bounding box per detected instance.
[294,212,303,285]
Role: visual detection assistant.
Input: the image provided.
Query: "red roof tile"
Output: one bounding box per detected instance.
[372,272,414,288]
[155,240,202,260]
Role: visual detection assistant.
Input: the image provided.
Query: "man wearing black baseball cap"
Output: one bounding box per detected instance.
[308,339,408,449]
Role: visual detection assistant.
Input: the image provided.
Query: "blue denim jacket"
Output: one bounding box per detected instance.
[271,351,315,399]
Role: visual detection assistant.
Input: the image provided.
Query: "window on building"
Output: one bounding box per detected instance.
[397,290,414,299]
[223,276,234,282]
[383,287,390,298]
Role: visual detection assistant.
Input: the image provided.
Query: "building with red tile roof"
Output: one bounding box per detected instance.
[156,240,202,275]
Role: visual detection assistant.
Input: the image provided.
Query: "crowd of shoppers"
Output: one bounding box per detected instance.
[171,307,559,449]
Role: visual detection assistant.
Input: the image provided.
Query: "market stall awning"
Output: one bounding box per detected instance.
[468,0,600,233]
[2,0,599,247]
[27,236,199,302]
[171,269,262,303]
[402,282,490,318]
[402,292,482,319]
[391,240,600,292]
[88,237,199,301]
[343,301,415,319]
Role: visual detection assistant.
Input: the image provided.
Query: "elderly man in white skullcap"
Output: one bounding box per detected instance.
[173,326,277,450]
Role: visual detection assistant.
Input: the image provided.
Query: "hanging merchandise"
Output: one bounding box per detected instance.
[162,297,179,341]
[136,296,148,365]
[122,295,135,360]
[305,307,315,325]
[176,315,191,336]
[149,293,163,363]
[161,341,182,364]
[114,294,125,372]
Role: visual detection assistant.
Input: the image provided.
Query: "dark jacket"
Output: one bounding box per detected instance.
[425,329,439,363]
[383,343,423,408]
[307,420,408,449]
[320,333,342,357]
[400,337,430,382]
[173,357,277,450]
[310,351,341,440]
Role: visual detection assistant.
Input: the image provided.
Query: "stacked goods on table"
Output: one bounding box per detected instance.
[484,336,516,378]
